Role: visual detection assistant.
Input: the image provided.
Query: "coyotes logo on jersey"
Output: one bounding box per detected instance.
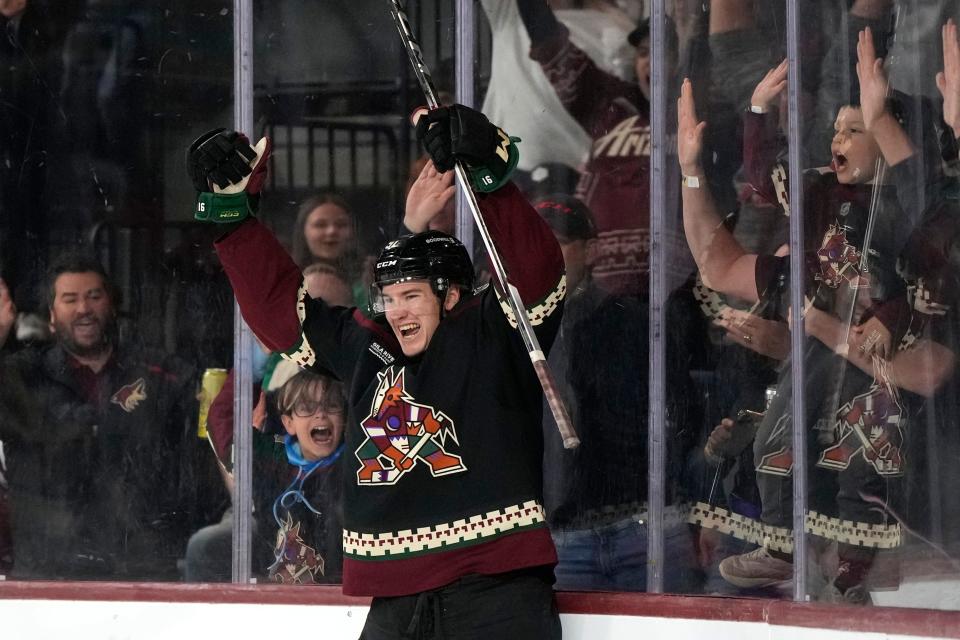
[818,381,905,476]
[816,223,863,289]
[269,514,324,584]
[756,413,794,477]
[355,366,466,486]
[110,377,147,413]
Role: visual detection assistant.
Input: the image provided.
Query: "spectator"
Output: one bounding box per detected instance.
[264,370,345,584]
[290,193,372,309]
[184,265,353,582]
[0,254,218,579]
[405,156,457,236]
[535,194,699,592]
[677,26,956,602]
[481,0,636,172]
[517,0,673,297]
[303,262,355,309]
[0,0,81,313]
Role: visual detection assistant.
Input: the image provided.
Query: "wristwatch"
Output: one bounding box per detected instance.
[749,104,768,114]
[682,174,701,189]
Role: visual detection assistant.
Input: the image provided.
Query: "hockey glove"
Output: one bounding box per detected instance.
[415,104,520,193]
[187,128,271,223]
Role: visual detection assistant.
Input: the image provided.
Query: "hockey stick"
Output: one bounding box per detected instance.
[388,0,579,449]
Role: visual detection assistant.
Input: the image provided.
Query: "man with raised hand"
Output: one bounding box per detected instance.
[188,105,565,638]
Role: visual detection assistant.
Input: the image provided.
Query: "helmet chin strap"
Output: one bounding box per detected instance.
[433,277,451,319]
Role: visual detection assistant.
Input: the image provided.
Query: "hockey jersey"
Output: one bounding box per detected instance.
[215,183,566,597]
[531,27,650,297]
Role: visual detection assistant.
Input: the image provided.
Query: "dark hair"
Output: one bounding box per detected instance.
[628,16,679,55]
[45,253,119,310]
[290,193,359,278]
[838,91,949,187]
[275,369,345,416]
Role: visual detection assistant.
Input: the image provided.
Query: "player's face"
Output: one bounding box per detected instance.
[304,203,353,263]
[49,271,114,357]
[831,107,882,184]
[634,37,651,101]
[281,384,345,461]
[382,280,460,357]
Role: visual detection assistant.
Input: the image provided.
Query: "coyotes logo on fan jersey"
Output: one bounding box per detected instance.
[269,515,324,584]
[355,366,466,486]
[110,378,147,413]
[818,382,905,476]
[816,223,863,289]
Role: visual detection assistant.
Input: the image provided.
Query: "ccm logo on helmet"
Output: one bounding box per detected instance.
[377,260,398,268]
[426,237,453,244]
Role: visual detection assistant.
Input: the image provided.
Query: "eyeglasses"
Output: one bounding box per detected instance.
[291,400,345,418]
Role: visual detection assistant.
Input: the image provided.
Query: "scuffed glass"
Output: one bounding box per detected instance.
[670,0,960,611]
[0,1,234,581]
[481,0,661,592]
[796,1,960,610]
[668,0,794,597]
[240,0,458,585]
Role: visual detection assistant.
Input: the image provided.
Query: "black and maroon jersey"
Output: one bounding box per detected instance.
[897,188,960,350]
[531,29,650,296]
[744,111,912,337]
[215,183,566,597]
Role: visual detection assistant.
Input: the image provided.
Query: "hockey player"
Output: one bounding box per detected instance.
[187,105,565,637]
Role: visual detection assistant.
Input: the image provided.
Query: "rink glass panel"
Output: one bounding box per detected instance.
[2,0,959,611]
[0,1,235,582]
[657,1,797,599]
[794,2,960,609]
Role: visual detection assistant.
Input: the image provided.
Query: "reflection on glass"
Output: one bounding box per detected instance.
[677,0,960,611]
[0,1,234,581]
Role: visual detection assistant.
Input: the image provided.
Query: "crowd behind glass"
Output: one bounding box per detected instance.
[1,0,960,610]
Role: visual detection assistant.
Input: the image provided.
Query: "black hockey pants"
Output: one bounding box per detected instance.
[359,566,562,640]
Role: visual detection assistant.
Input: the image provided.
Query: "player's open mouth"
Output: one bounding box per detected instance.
[398,322,420,338]
[310,426,333,444]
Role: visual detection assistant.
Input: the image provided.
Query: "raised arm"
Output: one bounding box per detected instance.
[742,60,788,205]
[413,103,565,330]
[186,129,296,351]
[856,27,914,167]
[679,79,759,302]
[0,278,15,351]
[936,18,960,142]
[516,0,644,135]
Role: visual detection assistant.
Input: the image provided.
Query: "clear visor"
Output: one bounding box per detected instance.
[368,278,449,316]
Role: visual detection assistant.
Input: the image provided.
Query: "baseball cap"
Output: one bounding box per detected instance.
[534,194,597,241]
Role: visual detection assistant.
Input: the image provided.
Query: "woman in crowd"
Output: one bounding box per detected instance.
[290,193,372,309]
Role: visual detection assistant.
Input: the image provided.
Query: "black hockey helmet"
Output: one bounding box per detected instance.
[369,231,474,315]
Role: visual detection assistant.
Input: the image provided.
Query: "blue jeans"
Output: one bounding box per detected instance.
[551,509,699,592]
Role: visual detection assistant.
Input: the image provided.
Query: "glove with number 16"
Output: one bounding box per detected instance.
[415,104,520,193]
[187,128,272,223]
